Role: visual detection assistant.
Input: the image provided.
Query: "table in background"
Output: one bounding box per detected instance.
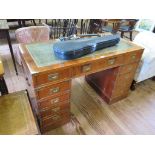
[19,39,143,133]
[0,19,18,74]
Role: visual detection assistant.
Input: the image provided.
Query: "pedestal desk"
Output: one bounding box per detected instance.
[19,39,143,133]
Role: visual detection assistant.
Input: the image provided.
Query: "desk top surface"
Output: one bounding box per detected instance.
[0,19,9,30]
[19,39,143,75]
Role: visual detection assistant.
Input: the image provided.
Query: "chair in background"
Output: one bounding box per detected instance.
[44,19,78,39]
[118,19,138,41]
[101,19,121,34]
[0,57,8,95]
[15,25,50,44]
[80,19,102,34]
[15,26,50,84]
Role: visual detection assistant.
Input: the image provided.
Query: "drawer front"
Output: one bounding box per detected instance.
[36,81,71,100]
[116,72,135,85]
[41,116,70,133]
[119,62,139,74]
[34,68,71,87]
[73,62,97,77]
[112,72,134,98]
[124,50,142,64]
[104,55,124,68]
[40,111,70,127]
[40,102,70,118]
[38,92,70,110]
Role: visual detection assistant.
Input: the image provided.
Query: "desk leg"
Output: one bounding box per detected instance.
[6,30,18,75]
[0,77,8,95]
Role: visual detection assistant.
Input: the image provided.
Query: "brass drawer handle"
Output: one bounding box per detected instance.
[51,98,60,104]
[125,75,129,79]
[131,55,136,60]
[82,64,91,72]
[128,66,132,71]
[48,73,59,81]
[52,107,60,112]
[43,115,60,121]
[51,115,60,121]
[50,87,60,94]
[108,58,116,65]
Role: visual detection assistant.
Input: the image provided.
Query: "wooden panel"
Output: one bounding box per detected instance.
[41,116,70,133]
[34,68,72,87]
[40,111,70,127]
[86,67,119,98]
[124,50,143,64]
[40,101,70,118]
[115,72,135,86]
[36,80,71,100]
[38,92,70,110]
[119,62,139,74]
[112,72,135,98]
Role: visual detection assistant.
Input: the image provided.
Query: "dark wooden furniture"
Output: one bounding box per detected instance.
[101,19,122,34]
[80,19,92,34]
[7,19,36,29]
[0,20,18,74]
[19,39,143,133]
[45,19,78,39]
[0,57,8,95]
[0,90,39,135]
[118,19,138,41]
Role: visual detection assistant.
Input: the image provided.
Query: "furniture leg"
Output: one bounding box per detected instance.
[22,20,26,27]
[152,76,155,81]
[121,31,124,38]
[17,20,22,28]
[32,20,36,26]
[5,30,18,75]
[130,31,132,41]
[0,77,8,95]
[130,80,136,91]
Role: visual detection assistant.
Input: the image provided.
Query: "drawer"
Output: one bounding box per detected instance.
[124,50,142,64]
[40,111,70,126]
[40,102,70,118]
[73,62,98,77]
[36,81,71,100]
[116,72,135,85]
[104,55,124,68]
[34,68,72,87]
[119,62,139,74]
[38,92,70,110]
[40,116,70,133]
[112,73,134,98]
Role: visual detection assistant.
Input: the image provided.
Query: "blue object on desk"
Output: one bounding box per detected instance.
[53,34,120,60]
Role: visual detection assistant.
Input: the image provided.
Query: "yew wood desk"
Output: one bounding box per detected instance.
[19,39,143,133]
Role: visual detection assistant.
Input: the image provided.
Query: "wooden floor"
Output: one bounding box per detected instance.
[1,34,155,135]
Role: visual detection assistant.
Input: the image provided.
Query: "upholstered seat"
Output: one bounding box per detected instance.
[133,31,155,83]
[15,26,50,65]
